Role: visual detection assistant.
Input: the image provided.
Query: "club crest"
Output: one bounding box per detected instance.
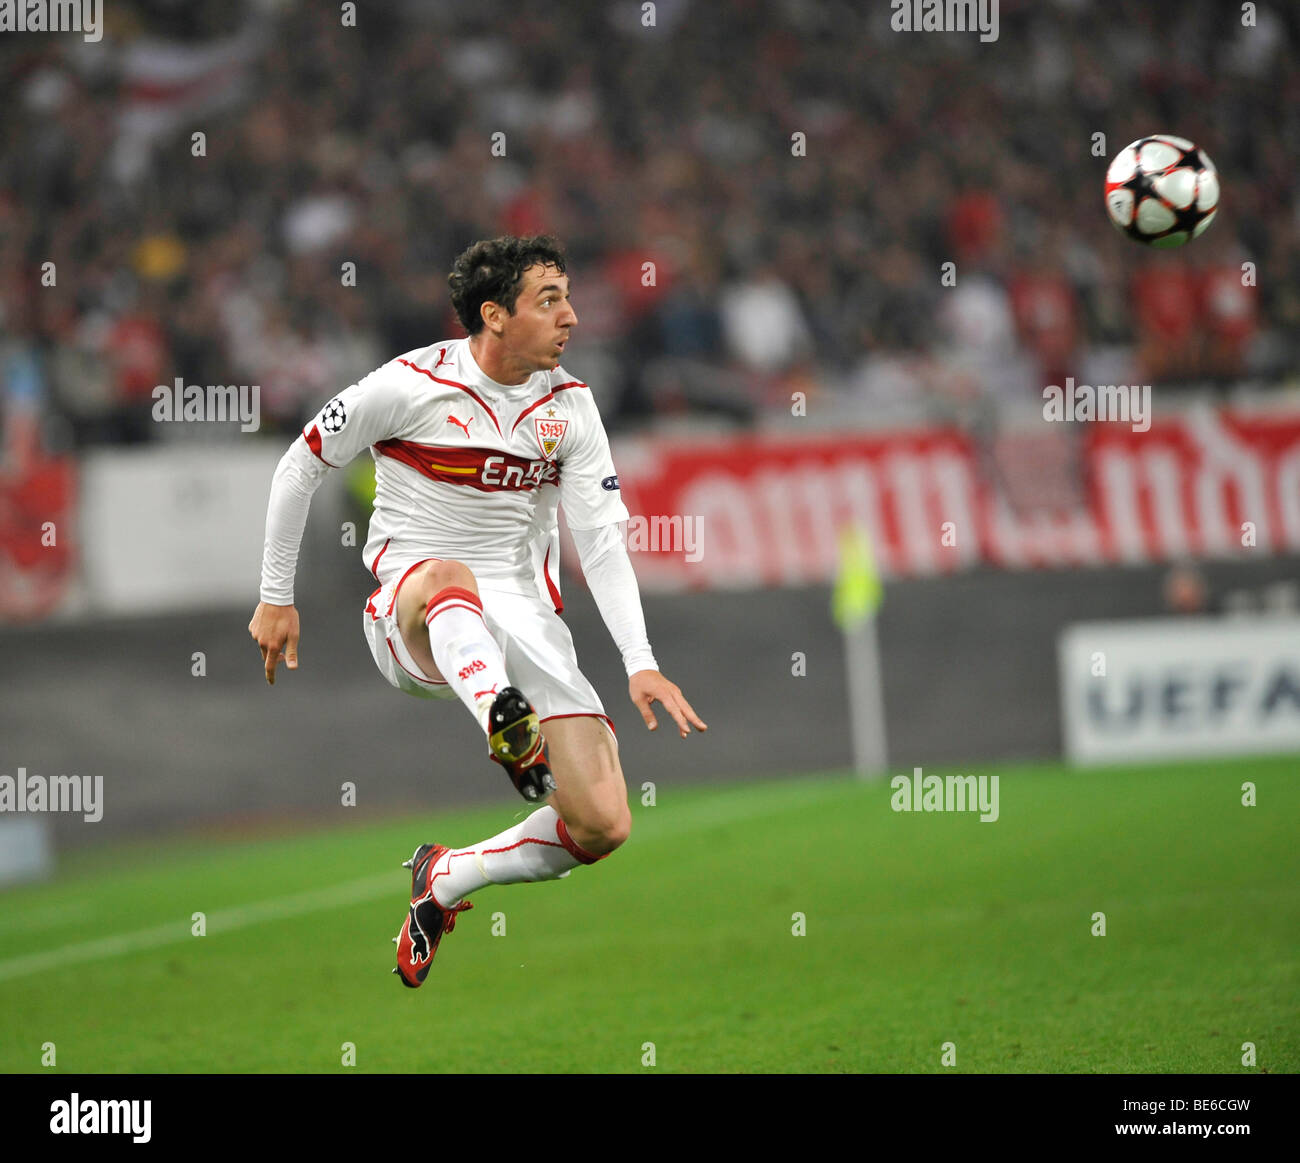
[534,416,569,459]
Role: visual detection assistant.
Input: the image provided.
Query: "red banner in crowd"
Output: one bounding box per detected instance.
[604,406,1300,591]
[0,454,77,620]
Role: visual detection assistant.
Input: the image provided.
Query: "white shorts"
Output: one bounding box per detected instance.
[362,561,614,734]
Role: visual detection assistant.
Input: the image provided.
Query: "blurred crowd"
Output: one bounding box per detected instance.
[1,0,1298,454]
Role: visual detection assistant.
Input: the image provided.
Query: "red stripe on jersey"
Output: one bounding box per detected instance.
[510,380,588,435]
[397,358,502,436]
[302,424,337,467]
[543,544,563,615]
[370,537,391,578]
[373,439,560,492]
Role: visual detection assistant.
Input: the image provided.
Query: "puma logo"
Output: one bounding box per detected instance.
[434,347,451,369]
[407,899,431,964]
[447,415,473,437]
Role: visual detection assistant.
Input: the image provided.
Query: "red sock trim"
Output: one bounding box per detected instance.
[556,818,607,865]
[425,586,482,622]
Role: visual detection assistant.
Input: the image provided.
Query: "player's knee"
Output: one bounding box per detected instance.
[600,806,632,853]
[571,803,631,857]
[419,559,477,601]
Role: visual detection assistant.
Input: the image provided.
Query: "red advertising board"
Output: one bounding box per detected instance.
[605,406,1300,591]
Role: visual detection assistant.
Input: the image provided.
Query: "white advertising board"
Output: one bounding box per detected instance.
[1059,616,1300,764]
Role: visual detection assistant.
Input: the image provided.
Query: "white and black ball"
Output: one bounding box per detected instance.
[1104,135,1220,248]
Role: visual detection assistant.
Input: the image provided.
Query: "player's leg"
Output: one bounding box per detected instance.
[394,742,621,988]
[392,593,626,987]
[425,716,628,900]
[419,707,630,912]
[413,720,626,930]
[395,559,553,798]
[394,559,501,724]
[538,714,630,857]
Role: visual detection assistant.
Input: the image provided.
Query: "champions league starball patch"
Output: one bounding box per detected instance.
[321,398,348,433]
[534,416,569,459]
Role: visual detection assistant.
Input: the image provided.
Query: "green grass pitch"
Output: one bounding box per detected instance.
[0,756,1296,1073]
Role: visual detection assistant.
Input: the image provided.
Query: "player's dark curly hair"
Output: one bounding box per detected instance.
[448,235,568,335]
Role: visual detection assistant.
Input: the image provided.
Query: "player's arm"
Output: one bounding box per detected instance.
[559,390,705,735]
[571,522,707,737]
[250,370,409,684]
[249,437,325,684]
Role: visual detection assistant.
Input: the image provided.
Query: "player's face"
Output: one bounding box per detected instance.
[507,264,577,370]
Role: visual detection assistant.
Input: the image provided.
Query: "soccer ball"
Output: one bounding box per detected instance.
[1104,135,1220,248]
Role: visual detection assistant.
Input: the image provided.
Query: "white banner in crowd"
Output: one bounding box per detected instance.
[1058,616,1300,764]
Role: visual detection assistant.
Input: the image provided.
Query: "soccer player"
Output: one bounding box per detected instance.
[248,235,706,988]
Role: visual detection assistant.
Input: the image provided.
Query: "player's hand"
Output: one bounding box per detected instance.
[629,670,707,738]
[248,601,300,685]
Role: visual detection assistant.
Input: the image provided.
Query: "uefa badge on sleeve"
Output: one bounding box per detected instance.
[534,416,569,459]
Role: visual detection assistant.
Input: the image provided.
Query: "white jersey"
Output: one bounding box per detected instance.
[259,337,656,677]
[299,338,628,603]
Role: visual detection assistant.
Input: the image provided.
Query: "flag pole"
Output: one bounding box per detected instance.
[833,525,888,779]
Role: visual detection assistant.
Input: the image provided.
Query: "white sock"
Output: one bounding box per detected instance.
[429,806,603,907]
[423,586,510,731]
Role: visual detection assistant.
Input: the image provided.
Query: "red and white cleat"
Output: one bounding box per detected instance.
[392,843,472,989]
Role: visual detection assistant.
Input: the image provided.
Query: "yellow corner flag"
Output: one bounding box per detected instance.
[832,524,883,629]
